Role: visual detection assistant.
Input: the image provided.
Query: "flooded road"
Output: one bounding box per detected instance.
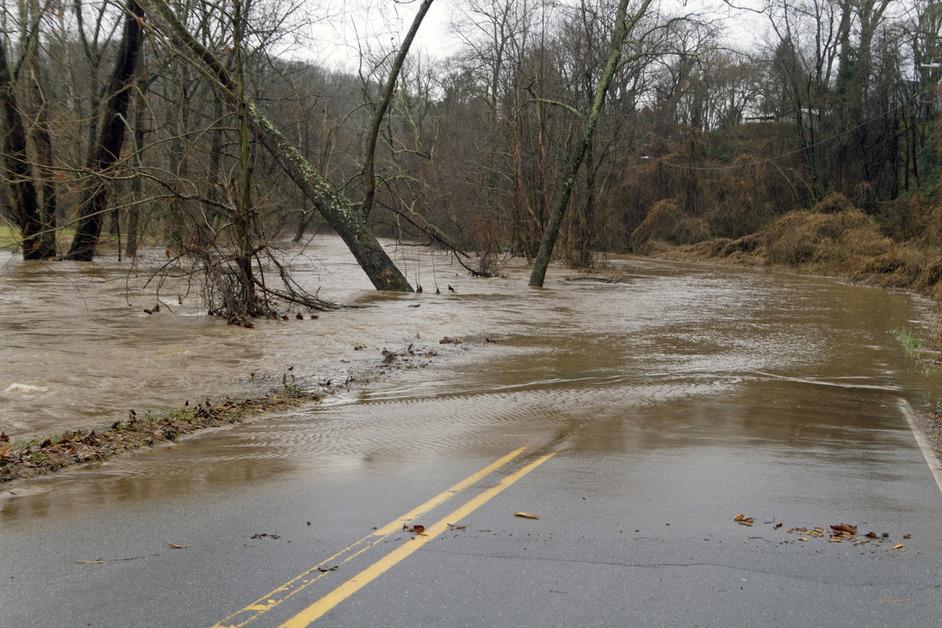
[1,237,941,626]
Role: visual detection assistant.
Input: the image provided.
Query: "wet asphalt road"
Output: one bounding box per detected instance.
[1,393,941,627]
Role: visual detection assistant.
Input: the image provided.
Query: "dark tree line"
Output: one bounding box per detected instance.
[1,0,941,308]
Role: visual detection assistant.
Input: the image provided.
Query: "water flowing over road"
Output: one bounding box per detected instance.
[1,237,941,627]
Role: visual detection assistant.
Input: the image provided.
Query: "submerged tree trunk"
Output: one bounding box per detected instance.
[0,41,49,259]
[66,0,145,261]
[143,0,413,291]
[529,0,644,287]
[248,108,413,291]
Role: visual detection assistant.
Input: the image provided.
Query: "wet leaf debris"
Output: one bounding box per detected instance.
[404,524,427,536]
[734,513,754,526]
[0,387,320,483]
[733,515,914,551]
[1,336,493,484]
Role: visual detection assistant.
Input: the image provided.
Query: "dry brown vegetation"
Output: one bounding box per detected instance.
[628,199,710,254]
[638,194,942,303]
[765,208,891,269]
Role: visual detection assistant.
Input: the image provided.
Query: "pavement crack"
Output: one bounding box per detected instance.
[420,547,880,584]
[75,552,161,565]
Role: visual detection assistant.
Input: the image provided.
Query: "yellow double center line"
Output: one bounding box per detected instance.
[214,446,555,628]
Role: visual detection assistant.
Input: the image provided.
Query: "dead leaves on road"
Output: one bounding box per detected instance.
[735,514,912,552]
[830,523,857,537]
[404,524,427,536]
[734,514,754,526]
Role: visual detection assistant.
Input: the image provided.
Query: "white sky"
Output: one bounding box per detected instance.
[295,0,771,71]
[294,0,463,70]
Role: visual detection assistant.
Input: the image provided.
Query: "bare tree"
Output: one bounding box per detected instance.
[361,0,435,217]
[142,0,416,291]
[0,30,48,259]
[529,0,654,287]
[21,0,57,257]
[66,0,145,260]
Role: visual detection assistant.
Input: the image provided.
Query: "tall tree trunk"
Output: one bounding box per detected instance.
[509,74,539,259]
[0,41,47,259]
[204,86,224,232]
[162,53,190,247]
[233,0,255,314]
[126,84,146,257]
[576,141,599,268]
[73,0,102,165]
[24,0,57,257]
[66,0,145,261]
[529,0,645,287]
[143,0,413,291]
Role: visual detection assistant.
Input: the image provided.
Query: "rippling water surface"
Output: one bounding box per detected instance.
[1,236,938,518]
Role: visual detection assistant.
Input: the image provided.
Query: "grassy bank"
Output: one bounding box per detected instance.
[0,223,128,253]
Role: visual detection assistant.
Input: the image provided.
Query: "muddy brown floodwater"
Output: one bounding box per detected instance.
[0,235,939,513]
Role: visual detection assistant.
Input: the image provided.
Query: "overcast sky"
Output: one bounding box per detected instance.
[295,0,462,69]
[296,0,770,71]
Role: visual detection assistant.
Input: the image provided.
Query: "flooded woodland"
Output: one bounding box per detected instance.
[3,0,942,625]
[2,235,939,516]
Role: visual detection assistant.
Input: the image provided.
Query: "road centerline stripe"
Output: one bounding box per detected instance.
[280,451,557,628]
[212,446,526,628]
